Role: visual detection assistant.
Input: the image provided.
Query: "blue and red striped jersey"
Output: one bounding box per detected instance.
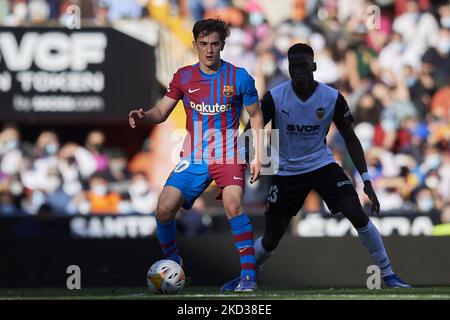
[165,60,259,164]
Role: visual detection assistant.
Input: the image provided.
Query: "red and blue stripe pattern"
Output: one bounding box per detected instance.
[156,220,182,265]
[167,60,258,164]
[230,213,256,278]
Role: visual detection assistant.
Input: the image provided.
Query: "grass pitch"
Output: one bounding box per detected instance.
[1,286,449,300]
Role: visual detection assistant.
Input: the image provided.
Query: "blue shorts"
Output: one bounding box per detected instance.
[165,160,246,210]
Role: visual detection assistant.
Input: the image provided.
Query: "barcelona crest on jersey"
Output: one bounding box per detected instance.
[223,86,234,97]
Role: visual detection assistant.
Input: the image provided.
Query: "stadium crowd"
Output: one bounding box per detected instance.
[0,0,449,219]
[0,127,161,215]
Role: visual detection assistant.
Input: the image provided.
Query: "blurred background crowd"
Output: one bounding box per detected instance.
[0,0,449,225]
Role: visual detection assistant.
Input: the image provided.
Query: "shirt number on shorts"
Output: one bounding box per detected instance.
[268,185,279,203]
[174,160,190,173]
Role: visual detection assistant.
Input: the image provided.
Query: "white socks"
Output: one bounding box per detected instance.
[254,236,273,272]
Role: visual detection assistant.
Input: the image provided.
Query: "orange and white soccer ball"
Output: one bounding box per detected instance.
[146,259,185,294]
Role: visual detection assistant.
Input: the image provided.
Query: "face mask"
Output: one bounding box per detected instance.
[441,17,450,29]
[425,154,441,170]
[425,176,439,189]
[310,33,325,52]
[91,184,107,196]
[14,3,27,19]
[45,143,59,155]
[32,191,45,208]
[418,197,434,212]
[361,141,372,151]
[249,12,264,26]
[406,77,416,87]
[275,36,291,53]
[131,181,148,195]
[63,181,82,195]
[436,40,450,55]
[2,139,18,152]
[406,12,419,22]
[262,61,276,77]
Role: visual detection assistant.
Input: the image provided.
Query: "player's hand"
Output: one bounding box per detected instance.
[129,108,145,129]
[363,181,380,215]
[249,160,261,184]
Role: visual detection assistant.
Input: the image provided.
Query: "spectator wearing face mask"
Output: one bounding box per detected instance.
[353,92,382,126]
[33,131,59,158]
[0,126,23,183]
[438,2,450,28]
[309,32,341,86]
[419,144,442,176]
[421,27,450,89]
[107,149,131,182]
[128,172,158,214]
[44,169,76,216]
[85,130,109,172]
[0,173,26,216]
[85,173,121,215]
[413,187,440,213]
[392,0,439,60]
[57,142,97,197]
[423,169,446,207]
[377,33,419,87]
[256,50,289,95]
[21,131,60,201]
[28,0,50,24]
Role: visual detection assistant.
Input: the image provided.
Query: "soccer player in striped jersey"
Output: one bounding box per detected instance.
[222,43,411,290]
[129,18,264,292]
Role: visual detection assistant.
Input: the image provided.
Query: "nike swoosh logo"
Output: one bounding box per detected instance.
[233,176,244,180]
[188,88,200,93]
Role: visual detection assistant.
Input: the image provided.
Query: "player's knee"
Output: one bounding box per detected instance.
[223,201,243,218]
[348,212,369,229]
[156,202,177,223]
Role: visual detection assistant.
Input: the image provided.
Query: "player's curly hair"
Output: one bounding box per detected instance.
[192,18,231,43]
[288,43,314,58]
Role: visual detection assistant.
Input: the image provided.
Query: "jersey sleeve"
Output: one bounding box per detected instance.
[333,93,354,130]
[237,68,259,107]
[260,91,275,126]
[165,69,184,101]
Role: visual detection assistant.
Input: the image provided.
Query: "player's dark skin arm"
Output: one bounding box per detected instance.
[339,125,380,215]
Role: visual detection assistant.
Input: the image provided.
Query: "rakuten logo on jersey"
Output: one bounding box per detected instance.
[190,101,231,115]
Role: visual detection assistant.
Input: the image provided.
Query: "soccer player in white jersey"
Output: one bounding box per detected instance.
[222,43,411,290]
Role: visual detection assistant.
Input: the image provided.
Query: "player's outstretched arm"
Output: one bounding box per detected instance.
[339,125,380,215]
[129,96,178,129]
